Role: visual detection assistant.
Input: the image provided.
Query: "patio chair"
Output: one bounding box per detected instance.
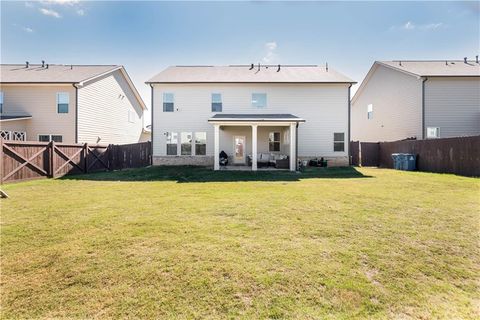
[219,150,228,166]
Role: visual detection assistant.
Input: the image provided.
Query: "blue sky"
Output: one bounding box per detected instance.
[2,1,479,125]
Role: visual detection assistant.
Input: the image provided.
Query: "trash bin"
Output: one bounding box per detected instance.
[403,154,417,171]
[391,153,402,170]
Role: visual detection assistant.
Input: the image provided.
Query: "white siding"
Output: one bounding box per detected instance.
[77,70,144,144]
[152,83,349,159]
[425,77,480,138]
[0,85,76,142]
[351,64,423,142]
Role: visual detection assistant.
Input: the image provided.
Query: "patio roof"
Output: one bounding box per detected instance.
[0,115,32,122]
[208,114,305,122]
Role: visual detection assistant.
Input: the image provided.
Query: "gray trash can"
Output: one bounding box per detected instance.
[391,153,402,170]
[404,154,417,171]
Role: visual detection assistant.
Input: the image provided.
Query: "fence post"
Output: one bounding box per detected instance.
[84,143,88,174]
[108,144,114,171]
[50,140,56,178]
[0,138,4,184]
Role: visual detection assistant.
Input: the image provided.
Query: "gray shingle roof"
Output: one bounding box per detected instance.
[0,64,121,83]
[378,60,480,77]
[208,114,305,122]
[147,65,355,83]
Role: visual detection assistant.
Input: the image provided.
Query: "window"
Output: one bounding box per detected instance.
[211,93,222,112]
[163,93,174,112]
[181,132,192,155]
[333,132,345,152]
[252,93,267,108]
[128,110,135,123]
[427,127,440,138]
[367,104,373,120]
[57,92,69,113]
[195,132,207,155]
[269,132,280,152]
[38,134,62,142]
[0,92,3,113]
[166,132,178,155]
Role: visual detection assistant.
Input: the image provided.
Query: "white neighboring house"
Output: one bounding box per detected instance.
[146,64,355,171]
[351,59,480,142]
[0,63,147,144]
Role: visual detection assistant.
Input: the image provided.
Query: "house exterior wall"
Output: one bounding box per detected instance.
[424,77,480,138]
[0,84,76,142]
[152,83,350,166]
[77,70,144,144]
[351,64,423,142]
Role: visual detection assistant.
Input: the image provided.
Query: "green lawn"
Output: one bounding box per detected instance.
[1,167,479,319]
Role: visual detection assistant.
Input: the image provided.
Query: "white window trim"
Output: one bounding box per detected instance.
[269,131,281,152]
[211,93,222,112]
[166,132,178,156]
[38,134,63,142]
[333,132,345,152]
[56,92,70,114]
[426,127,440,139]
[163,92,175,112]
[252,93,267,109]
[367,104,373,120]
[194,132,207,156]
[0,91,4,113]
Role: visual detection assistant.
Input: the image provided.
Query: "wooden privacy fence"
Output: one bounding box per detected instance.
[0,140,152,183]
[350,136,480,176]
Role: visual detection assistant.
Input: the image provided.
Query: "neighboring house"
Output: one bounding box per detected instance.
[146,64,355,171]
[0,63,147,144]
[351,59,480,142]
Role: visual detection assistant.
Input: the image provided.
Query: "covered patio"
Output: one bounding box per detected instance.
[208,114,305,171]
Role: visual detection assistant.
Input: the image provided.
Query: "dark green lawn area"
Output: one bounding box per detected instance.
[1,167,479,319]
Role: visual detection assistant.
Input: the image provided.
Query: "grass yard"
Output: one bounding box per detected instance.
[1,166,479,319]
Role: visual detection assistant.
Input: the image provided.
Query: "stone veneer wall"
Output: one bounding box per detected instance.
[298,156,349,167]
[153,156,214,166]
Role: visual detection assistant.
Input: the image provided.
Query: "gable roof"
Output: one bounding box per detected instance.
[146,65,355,84]
[352,60,480,104]
[0,64,146,110]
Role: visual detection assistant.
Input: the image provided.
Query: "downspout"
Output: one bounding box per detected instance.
[295,123,299,171]
[73,83,79,143]
[421,77,428,139]
[149,83,154,165]
[347,83,352,165]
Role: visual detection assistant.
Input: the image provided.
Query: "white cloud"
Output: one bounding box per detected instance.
[39,8,61,18]
[40,0,79,5]
[403,21,415,30]
[423,23,443,30]
[262,42,278,64]
[25,2,34,8]
[23,26,34,33]
[393,21,445,31]
[76,9,85,16]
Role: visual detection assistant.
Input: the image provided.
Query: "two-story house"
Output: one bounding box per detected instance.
[146,64,355,171]
[351,59,480,142]
[0,63,147,144]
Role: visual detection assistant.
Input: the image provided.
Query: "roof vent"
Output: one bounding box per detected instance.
[399,61,402,66]
[445,60,448,65]
[71,65,73,70]
[325,62,328,72]
[476,55,479,64]
[46,64,49,69]
[257,63,260,72]
[249,63,254,70]
[277,64,281,72]
[464,57,467,63]
[25,61,29,68]
[42,60,45,68]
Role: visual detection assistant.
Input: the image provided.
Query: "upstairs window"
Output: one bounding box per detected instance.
[427,127,440,139]
[0,92,3,113]
[252,93,267,108]
[57,92,69,113]
[269,132,280,152]
[211,93,222,112]
[38,134,63,143]
[166,132,178,155]
[333,132,345,152]
[367,104,373,120]
[163,93,174,112]
[181,132,192,155]
[195,132,207,155]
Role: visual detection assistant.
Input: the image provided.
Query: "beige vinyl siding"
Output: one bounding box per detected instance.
[77,70,144,144]
[425,77,480,138]
[0,85,76,142]
[152,83,349,158]
[351,64,423,142]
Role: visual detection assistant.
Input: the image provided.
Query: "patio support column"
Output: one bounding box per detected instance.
[289,123,296,171]
[251,124,258,171]
[214,124,220,170]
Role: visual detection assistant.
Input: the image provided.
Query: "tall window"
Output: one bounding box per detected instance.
[0,92,3,113]
[427,127,440,138]
[57,92,69,113]
[166,132,178,155]
[269,132,280,152]
[333,132,345,152]
[181,132,192,155]
[367,104,373,120]
[163,93,174,112]
[195,132,207,155]
[211,93,222,112]
[38,134,63,142]
[252,93,267,108]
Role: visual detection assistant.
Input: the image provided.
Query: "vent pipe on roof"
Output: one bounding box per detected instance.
[277,64,281,72]
[249,63,254,70]
[42,60,45,68]
[25,61,29,68]
[326,62,328,72]
[476,55,479,64]
[46,64,49,69]
[445,60,448,65]
[257,63,260,72]
[464,57,467,63]
[71,65,73,70]
[399,61,402,66]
